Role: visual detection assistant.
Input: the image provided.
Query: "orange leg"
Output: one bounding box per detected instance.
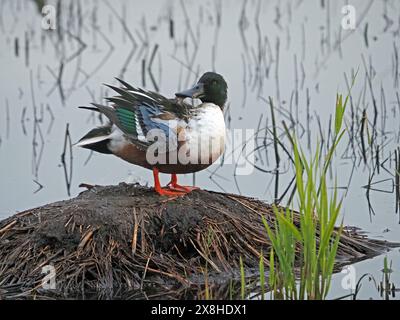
[167,173,200,193]
[153,168,186,197]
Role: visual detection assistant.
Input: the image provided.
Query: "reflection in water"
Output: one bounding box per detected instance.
[60,123,73,196]
[0,0,400,299]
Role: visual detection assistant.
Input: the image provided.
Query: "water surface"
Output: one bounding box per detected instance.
[0,0,399,299]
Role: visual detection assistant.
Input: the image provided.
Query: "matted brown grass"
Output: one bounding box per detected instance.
[0,184,396,299]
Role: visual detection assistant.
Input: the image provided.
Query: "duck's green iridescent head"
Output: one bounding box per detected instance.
[176,72,228,109]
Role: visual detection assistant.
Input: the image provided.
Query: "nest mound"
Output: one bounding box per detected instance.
[0,184,396,299]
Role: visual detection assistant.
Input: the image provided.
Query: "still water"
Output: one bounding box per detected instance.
[0,0,399,299]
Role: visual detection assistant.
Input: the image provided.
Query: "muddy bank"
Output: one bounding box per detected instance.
[0,183,396,299]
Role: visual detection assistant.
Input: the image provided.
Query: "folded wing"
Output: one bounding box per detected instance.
[81,78,191,152]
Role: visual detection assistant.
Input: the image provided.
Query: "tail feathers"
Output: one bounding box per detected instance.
[75,126,113,154]
[75,134,110,148]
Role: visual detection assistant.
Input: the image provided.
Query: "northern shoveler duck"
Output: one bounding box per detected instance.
[76,72,228,196]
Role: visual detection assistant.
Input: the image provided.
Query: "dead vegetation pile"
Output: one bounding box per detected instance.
[0,183,395,299]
